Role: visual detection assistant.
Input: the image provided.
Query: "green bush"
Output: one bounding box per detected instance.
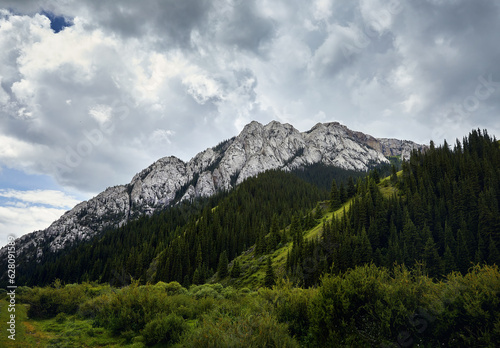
[269,280,317,343]
[430,265,500,346]
[20,285,84,318]
[142,313,187,346]
[183,311,299,347]
[189,283,225,299]
[87,283,167,334]
[55,312,67,324]
[164,281,187,295]
[80,282,216,335]
[18,282,109,319]
[308,264,433,346]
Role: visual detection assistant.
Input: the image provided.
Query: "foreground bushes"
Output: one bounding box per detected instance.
[18,265,500,347]
[307,264,500,347]
[142,313,187,346]
[17,281,110,319]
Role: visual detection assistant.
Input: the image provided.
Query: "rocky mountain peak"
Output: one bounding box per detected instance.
[2,120,427,259]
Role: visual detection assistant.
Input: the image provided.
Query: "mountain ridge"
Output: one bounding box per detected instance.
[3,120,426,259]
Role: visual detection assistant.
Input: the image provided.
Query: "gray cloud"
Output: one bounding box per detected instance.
[0,0,499,196]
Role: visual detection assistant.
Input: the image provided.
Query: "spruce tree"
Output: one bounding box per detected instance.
[390,164,398,185]
[267,215,281,251]
[255,224,266,255]
[217,251,229,279]
[347,176,356,198]
[488,236,500,265]
[339,182,347,204]
[192,268,201,285]
[354,227,372,265]
[456,228,470,274]
[370,169,380,184]
[230,260,241,278]
[264,257,276,288]
[423,237,443,278]
[330,179,341,211]
[443,245,456,274]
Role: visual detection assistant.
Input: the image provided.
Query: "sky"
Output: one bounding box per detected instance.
[1,0,500,246]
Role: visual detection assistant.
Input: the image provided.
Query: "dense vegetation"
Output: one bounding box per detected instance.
[287,129,500,285]
[9,263,500,347]
[4,129,500,346]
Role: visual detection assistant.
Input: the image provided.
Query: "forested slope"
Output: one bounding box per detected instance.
[284,129,500,285]
[8,170,332,287]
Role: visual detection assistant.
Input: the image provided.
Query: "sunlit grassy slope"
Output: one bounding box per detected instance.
[225,172,402,289]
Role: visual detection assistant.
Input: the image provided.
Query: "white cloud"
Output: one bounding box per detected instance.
[313,0,333,21]
[0,189,80,208]
[0,205,68,247]
[0,188,81,247]
[89,104,112,125]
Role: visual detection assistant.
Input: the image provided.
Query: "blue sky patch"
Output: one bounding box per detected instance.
[0,167,60,191]
[40,10,73,33]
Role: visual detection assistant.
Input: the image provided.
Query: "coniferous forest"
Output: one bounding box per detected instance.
[2,129,500,347]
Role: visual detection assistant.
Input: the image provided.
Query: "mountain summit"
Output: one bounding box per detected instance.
[6,120,425,258]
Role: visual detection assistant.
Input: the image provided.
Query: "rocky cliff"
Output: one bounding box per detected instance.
[4,120,426,259]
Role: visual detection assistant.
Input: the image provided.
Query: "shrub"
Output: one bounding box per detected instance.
[80,282,210,335]
[164,281,187,295]
[430,265,500,346]
[142,313,187,346]
[189,284,224,299]
[308,264,426,346]
[183,311,299,347]
[20,285,85,319]
[55,312,67,324]
[18,282,108,319]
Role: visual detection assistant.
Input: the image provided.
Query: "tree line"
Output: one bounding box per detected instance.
[286,129,500,285]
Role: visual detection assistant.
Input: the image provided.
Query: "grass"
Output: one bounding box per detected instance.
[0,299,140,347]
[226,173,403,288]
[0,299,52,347]
[227,198,354,288]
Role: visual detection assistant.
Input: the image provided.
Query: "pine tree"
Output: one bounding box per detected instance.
[443,245,456,274]
[217,251,229,280]
[192,268,201,285]
[488,236,500,265]
[370,169,380,184]
[390,164,398,185]
[339,182,347,204]
[423,237,443,278]
[354,227,372,265]
[456,228,470,274]
[230,260,241,278]
[475,234,485,264]
[330,179,341,211]
[267,215,281,252]
[254,224,266,255]
[347,176,356,198]
[264,257,276,288]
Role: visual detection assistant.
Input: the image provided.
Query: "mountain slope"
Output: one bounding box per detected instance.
[3,120,425,259]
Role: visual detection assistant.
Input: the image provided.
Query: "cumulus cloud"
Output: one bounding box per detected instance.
[0,0,499,202]
[0,189,81,208]
[0,188,80,247]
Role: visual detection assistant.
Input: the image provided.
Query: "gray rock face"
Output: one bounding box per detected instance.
[3,120,426,259]
[377,138,426,161]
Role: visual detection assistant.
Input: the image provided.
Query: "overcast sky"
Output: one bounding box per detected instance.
[1,0,500,246]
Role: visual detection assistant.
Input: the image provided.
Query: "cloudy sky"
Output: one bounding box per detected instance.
[1,0,499,246]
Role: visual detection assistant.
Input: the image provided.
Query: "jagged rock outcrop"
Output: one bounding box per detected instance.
[3,120,426,259]
[377,138,427,161]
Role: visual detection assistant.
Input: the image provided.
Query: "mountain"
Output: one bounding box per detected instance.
[3,120,426,260]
